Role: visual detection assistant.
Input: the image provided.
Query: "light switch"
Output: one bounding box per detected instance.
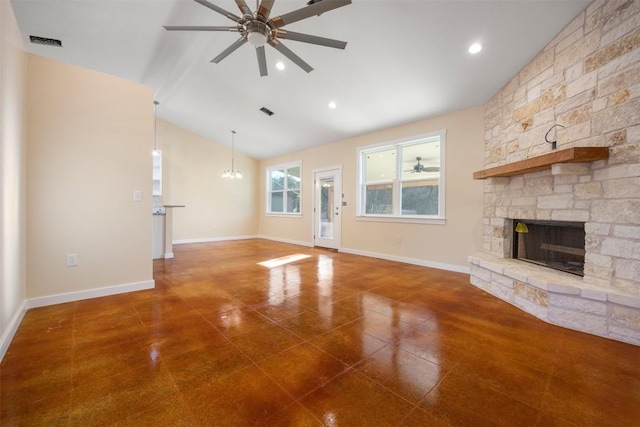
[133,190,143,202]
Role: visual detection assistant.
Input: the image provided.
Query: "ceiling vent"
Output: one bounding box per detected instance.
[29,36,62,47]
[260,107,275,116]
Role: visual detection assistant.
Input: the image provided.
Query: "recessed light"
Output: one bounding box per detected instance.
[328,101,337,109]
[275,61,285,70]
[468,42,482,54]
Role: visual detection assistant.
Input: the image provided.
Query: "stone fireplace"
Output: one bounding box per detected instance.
[469,0,640,346]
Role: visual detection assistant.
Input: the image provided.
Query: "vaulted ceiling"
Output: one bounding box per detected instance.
[11,0,589,159]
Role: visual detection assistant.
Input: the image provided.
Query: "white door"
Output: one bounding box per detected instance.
[314,168,342,250]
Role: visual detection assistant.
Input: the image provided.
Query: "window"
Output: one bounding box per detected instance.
[267,162,301,214]
[358,131,445,222]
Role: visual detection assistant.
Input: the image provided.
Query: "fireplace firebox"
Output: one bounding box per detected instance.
[512,219,585,276]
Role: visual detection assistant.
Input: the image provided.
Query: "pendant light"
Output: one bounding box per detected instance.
[222,130,242,179]
[152,101,160,156]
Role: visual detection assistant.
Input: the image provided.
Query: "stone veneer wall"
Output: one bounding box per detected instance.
[470,0,640,345]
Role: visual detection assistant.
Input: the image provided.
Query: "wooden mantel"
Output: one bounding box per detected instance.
[473,147,609,179]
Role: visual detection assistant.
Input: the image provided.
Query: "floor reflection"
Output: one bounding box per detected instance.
[361,293,441,394]
[267,264,301,306]
[317,254,334,319]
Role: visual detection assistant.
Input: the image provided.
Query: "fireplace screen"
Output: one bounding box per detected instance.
[513,219,585,276]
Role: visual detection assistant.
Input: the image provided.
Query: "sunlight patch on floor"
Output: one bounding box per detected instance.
[257,253,311,268]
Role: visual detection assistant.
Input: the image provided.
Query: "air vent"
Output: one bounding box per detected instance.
[29,36,62,47]
[260,107,274,116]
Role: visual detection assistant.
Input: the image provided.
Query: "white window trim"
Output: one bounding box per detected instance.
[356,130,446,224]
[265,160,303,216]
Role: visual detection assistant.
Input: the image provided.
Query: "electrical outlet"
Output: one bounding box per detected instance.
[67,253,78,266]
[396,235,402,244]
[133,190,143,202]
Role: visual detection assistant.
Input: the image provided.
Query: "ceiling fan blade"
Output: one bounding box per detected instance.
[271,0,351,28]
[256,46,268,77]
[193,0,242,23]
[268,39,313,73]
[275,30,347,49]
[211,37,247,63]
[256,0,275,20]
[234,0,252,17]
[163,26,240,32]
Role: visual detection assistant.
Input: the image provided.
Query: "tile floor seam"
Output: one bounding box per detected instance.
[356,344,442,406]
[276,313,367,339]
[158,356,209,427]
[436,366,542,424]
[533,364,558,427]
[260,400,325,426]
[225,323,306,369]
[250,348,345,421]
[351,367,424,419]
[414,360,463,423]
[393,405,440,427]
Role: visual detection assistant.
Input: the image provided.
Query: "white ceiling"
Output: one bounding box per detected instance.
[10,0,590,160]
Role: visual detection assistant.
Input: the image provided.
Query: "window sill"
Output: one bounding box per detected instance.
[356,215,445,225]
[265,212,303,218]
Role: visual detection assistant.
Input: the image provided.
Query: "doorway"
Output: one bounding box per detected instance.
[313,167,342,250]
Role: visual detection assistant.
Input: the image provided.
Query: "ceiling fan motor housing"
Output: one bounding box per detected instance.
[245,20,270,46]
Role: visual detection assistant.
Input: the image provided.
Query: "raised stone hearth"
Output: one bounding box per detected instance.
[469,254,640,345]
[471,0,640,345]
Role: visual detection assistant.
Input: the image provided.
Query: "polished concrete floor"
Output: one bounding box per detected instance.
[2,239,640,426]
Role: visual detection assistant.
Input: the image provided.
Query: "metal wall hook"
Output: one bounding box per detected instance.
[545,124,565,150]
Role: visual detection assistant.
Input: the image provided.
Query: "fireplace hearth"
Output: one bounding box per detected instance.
[512,219,585,276]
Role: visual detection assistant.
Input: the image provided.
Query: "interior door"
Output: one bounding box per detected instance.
[314,168,342,250]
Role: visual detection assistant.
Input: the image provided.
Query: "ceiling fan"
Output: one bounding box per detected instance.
[405,157,440,173]
[163,0,351,77]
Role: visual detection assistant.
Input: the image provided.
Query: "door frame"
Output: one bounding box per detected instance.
[312,165,343,250]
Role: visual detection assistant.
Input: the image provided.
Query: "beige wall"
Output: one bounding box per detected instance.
[26,55,154,299]
[157,119,259,242]
[260,106,485,271]
[1,0,27,356]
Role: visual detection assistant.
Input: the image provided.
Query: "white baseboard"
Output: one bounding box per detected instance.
[259,235,313,248]
[1,280,154,362]
[340,247,470,274]
[0,300,27,361]
[173,235,259,245]
[26,280,155,309]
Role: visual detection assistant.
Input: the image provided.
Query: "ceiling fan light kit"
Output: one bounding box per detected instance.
[246,20,269,46]
[164,0,352,77]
